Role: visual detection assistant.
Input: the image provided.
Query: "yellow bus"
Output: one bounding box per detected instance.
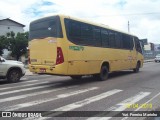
[28,14,143,81]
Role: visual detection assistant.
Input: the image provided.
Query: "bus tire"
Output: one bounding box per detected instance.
[133,62,140,73]
[7,69,21,83]
[70,75,82,80]
[94,65,109,81]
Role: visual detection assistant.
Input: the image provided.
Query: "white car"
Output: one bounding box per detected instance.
[155,54,160,62]
[0,57,26,82]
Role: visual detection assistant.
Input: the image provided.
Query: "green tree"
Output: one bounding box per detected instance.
[6,31,29,61]
[0,35,7,55]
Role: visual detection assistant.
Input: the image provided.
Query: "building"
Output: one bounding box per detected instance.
[140,39,148,46]
[154,44,160,51]
[140,39,160,59]
[144,42,155,51]
[140,39,148,51]
[144,44,151,51]
[0,18,25,36]
[0,18,25,59]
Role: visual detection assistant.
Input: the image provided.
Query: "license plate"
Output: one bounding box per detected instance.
[40,68,46,73]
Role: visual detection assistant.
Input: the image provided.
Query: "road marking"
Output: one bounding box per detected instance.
[0,81,51,91]
[0,83,60,96]
[122,92,160,120]
[0,86,78,103]
[53,89,122,111]
[21,77,27,80]
[0,80,39,88]
[0,87,98,111]
[87,92,151,120]
[23,89,122,120]
[23,80,39,83]
[20,80,39,83]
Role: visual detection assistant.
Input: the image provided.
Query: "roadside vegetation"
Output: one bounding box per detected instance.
[0,31,29,61]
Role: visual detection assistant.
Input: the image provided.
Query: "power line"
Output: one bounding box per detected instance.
[105,12,160,16]
[85,12,160,18]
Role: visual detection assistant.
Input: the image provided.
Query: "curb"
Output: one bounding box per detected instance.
[144,59,154,63]
[25,74,38,76]
[25,69,37,76]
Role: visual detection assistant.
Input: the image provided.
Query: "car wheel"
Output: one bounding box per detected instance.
[7,69,21,83]
[133,62,140,73]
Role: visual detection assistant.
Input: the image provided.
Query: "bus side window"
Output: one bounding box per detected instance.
[101,29,110,48]
[115,32,122,49]
[81,23,93,45]
[109,31,116,48]
[130,37,134,50]
[68,21,81,39]
[122,34,131,50]
[65,19,82,44]
[135,38,142,54]
[93,26,101,47]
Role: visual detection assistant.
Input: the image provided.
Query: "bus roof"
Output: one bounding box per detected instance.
[30,14,137,38]
[59,14,137,37]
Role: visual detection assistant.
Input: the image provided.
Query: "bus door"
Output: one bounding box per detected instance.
[131,37,140,68]
[124,36,135,69]
[121,35,133,70]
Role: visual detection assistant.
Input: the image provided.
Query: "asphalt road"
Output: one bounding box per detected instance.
[0,62,160,120]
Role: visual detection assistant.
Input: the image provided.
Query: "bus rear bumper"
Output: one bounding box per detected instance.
[29,63,68,75]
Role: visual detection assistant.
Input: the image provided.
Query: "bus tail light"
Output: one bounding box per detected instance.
[28,49,31,64]
[56,47,64,65]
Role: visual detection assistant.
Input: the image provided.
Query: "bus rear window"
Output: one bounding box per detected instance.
[29,16,63,40]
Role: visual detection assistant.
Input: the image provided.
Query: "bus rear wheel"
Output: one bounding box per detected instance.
[133,62,140,73]
[94,65,109,81]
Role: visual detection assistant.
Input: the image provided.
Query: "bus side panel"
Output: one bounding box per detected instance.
[84,47,102,74]
[67,44,132,75]
[106,49,125,71]
[67,43,89,75]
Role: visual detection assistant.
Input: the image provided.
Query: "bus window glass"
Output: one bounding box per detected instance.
[115,32,122,49]
[122,34,131,49]
[101,29,110,48]
[29,16,63,40]
[81,23,93,45]
[109,31,116,48]
[130,37,134,50]
[135,37,142,53]
[93,26,101,47]
[69,21,81,38]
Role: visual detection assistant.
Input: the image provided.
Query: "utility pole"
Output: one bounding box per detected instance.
[128,21,130,33]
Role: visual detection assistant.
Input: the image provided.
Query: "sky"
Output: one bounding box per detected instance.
[0,0,160,44]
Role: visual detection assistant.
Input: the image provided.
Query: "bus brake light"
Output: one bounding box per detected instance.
[56,47,64,65]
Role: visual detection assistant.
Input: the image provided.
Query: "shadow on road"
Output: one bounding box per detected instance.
[109,70,134,79]
[0,70,135,86]
[47,70,135,88]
